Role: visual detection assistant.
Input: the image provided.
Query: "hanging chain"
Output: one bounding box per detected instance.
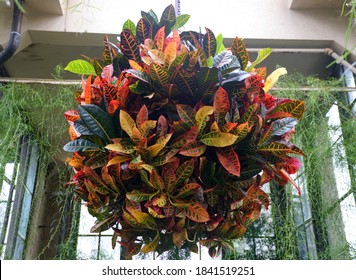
[175,0,181,16]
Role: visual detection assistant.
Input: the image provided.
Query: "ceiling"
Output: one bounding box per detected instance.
[289,0,346,9]
[2,31,341,80]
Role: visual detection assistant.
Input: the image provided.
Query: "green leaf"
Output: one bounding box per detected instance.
[201,132,238,147]
[230,37,249,70]
[140,170,155,190]
[90,216,115,233]
[130,209,157,230]
[136,18,151,44]
[125,69,151,84]
[175,68,194,96]
[171,14,190,30]
[63,139,100,152]
[150,170,164,190]
[150,63,169,85]
[64,59,96,75]
[189,32,207,65]
[84,152,108,168]
[78,105,115,142]
[141,232,160,253]
[196,67,219,86]
[126,190,156,202]
[176,104,195,126]
[269,100,305,121]
[215,34,225,54]
[123,19,136,36]
[245,48,272,72]
[175,159,194,187]
[175,183,201,198]
[159,4,176,34]
[203,27,217,58]
[148,9,159,24]
[120,29,140,62]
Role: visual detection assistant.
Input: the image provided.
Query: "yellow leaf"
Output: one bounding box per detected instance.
[128,60,143,71]
[164,42,177,69]
[120,110,136,138]
[263,67,287,92]
[141,232,160,253]
[201,132,238,147]
[107,155,132,166]
[195,106,214,134]
[210,121,220,132]
[146,133,172,157]
[148,207,165,218]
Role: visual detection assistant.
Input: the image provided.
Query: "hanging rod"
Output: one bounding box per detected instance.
[0,77,355,92]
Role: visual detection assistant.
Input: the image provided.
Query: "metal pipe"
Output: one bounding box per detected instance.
[325,48,356,76]
[0,0,24,66]
[343,67,356,116]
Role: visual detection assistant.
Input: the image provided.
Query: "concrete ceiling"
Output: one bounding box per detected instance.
[2,31,339,80]
[290,0,346,9]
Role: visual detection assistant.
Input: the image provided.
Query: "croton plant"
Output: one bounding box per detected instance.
[63,5,305,259]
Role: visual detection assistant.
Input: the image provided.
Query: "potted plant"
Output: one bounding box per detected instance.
[63,4,304,259]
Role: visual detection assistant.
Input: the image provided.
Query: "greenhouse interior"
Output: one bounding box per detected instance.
[0,0,355,260]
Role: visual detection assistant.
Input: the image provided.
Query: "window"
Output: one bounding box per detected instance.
[0,136,39,260]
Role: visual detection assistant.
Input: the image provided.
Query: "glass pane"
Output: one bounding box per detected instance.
[340,195,356,258]
[305,221,317,259]
[98,236,120,260]
[24,145,38,194]
[12,236,25,260]
[76,236,99,260]
[18,189,32,239]
[78,204,98,235]
[327,105,352,198]
[0,202,6,234]
[1,163,15,201]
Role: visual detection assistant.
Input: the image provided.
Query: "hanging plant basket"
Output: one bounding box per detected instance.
[63,4,305,259]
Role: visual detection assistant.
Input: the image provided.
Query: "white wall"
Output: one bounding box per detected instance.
[1,0,355,49]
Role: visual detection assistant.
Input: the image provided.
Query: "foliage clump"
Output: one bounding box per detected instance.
[63,5,305,259]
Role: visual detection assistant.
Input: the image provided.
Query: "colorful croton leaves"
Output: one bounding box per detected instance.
[63,5,305,259]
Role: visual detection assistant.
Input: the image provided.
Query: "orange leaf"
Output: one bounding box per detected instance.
[84,75,92,104]
[213,87,230,126]
[136,105,148,128]
[179,141,207,157]
[216,147,240,176]
[64,110,80,124]
[184,202,210,222]
[164,41,177,69]
[154,26,166,51]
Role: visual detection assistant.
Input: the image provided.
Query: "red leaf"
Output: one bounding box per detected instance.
[107,100,120,116]
[213,87,230,126]
[84,75,92,104]
[171,126,198,148]
[216,147,240,176]
[136,105,148,127]
[157,115,168,137]
[64,110,80,124]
